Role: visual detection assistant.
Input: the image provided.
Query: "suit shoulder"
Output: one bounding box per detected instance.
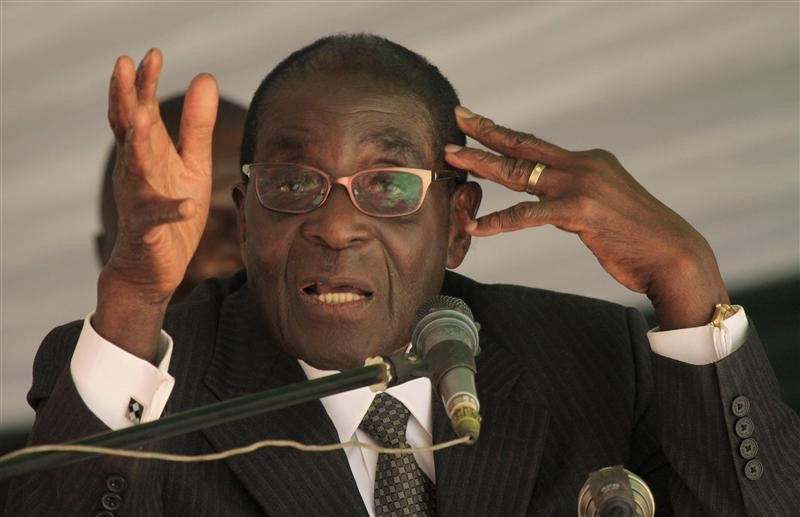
[442,271,648,369]
[164,271,246,328]
[443,270,629,322]
[161,271,248,380]
[169,270,247,309]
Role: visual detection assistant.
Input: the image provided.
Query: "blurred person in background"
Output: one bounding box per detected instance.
[95,95,247,302]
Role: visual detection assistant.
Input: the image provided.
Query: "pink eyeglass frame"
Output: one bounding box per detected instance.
[241,162,467,217]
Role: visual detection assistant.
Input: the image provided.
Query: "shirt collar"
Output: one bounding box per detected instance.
[298,359,433,443]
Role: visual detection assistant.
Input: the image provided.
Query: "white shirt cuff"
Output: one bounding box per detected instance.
[647,305,748,365]
[70,313,176,429]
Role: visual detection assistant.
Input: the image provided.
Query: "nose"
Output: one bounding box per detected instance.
[300,185,372,249]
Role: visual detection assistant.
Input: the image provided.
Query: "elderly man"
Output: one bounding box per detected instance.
[7,34,800,516]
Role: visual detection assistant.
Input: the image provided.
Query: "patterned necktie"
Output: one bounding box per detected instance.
[359,393,436,517]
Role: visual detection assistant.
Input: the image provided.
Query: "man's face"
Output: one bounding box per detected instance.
[236,72,469,370]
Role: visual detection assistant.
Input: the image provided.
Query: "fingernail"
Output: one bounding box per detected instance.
[455,106,477,119]
[465,220,478,231]
[112,56,125,79]
[444,144,462,153]
[141,48,156,69]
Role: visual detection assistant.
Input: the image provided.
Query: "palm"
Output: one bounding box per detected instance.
[105,49,218,300]
[126,140,209,290]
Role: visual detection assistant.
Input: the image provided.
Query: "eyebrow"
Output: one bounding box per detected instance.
[262,130,307,154]
[260,127,428,166]
[359,129,426,165]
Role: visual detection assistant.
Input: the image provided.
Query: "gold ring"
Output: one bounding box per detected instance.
[526,162,547,194]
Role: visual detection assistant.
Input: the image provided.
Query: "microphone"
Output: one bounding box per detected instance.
[577,465,655,517]
[411,295,481,442]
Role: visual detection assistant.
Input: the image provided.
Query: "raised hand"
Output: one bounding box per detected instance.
[445,106,729,330]
[95,49,219,361]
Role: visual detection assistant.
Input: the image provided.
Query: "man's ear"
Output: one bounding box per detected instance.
[446,181,482,269]
[232,184,248,259]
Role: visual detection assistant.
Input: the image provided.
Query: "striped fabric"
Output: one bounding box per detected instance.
[6,271,800,516]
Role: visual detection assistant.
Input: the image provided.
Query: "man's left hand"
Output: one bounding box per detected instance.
[444,106,730,330]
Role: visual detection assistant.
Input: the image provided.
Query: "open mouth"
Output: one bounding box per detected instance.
[301,282,374,305]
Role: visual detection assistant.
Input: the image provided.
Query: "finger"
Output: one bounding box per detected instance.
[179,73,218,172]
[125,197,197,236]
[453,106,571,168]
[124,106,155,178]
[467,200,567,237]
[445,145,536,192]
[108,55,137,141]
[135,48,163,117]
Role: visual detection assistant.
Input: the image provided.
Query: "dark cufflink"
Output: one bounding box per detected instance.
[127,397,144,424]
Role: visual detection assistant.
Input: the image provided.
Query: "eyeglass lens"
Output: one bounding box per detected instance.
[257,165,327,213]
[254,165,424,216]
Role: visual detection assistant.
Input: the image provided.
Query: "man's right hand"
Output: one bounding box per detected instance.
[94,49,219,362]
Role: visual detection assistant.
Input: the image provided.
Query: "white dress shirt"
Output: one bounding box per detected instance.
[299,360,433,516]
[68,306,748,513]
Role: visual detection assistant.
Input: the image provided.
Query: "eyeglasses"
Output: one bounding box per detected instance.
[241,162,467,218]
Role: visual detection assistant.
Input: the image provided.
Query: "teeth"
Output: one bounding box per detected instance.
[315,292,366,304]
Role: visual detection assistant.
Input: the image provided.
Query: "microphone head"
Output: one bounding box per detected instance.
[412,295,482,443]
[414,295,474,326]
[412,296,479,357]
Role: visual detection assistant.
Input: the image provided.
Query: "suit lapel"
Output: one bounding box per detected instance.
[434,329,550,516]
[200,286,367,516]
[195,273,549,515]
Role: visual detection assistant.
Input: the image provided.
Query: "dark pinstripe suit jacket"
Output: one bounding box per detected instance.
[7,271,800,516]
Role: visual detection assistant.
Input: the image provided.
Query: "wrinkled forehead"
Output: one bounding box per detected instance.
[253,71,439,167]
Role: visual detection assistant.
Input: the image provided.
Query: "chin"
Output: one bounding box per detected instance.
[290,329,404,371]
[294,343,372,371]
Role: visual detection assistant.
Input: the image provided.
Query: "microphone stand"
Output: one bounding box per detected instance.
[0,353,428,481]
